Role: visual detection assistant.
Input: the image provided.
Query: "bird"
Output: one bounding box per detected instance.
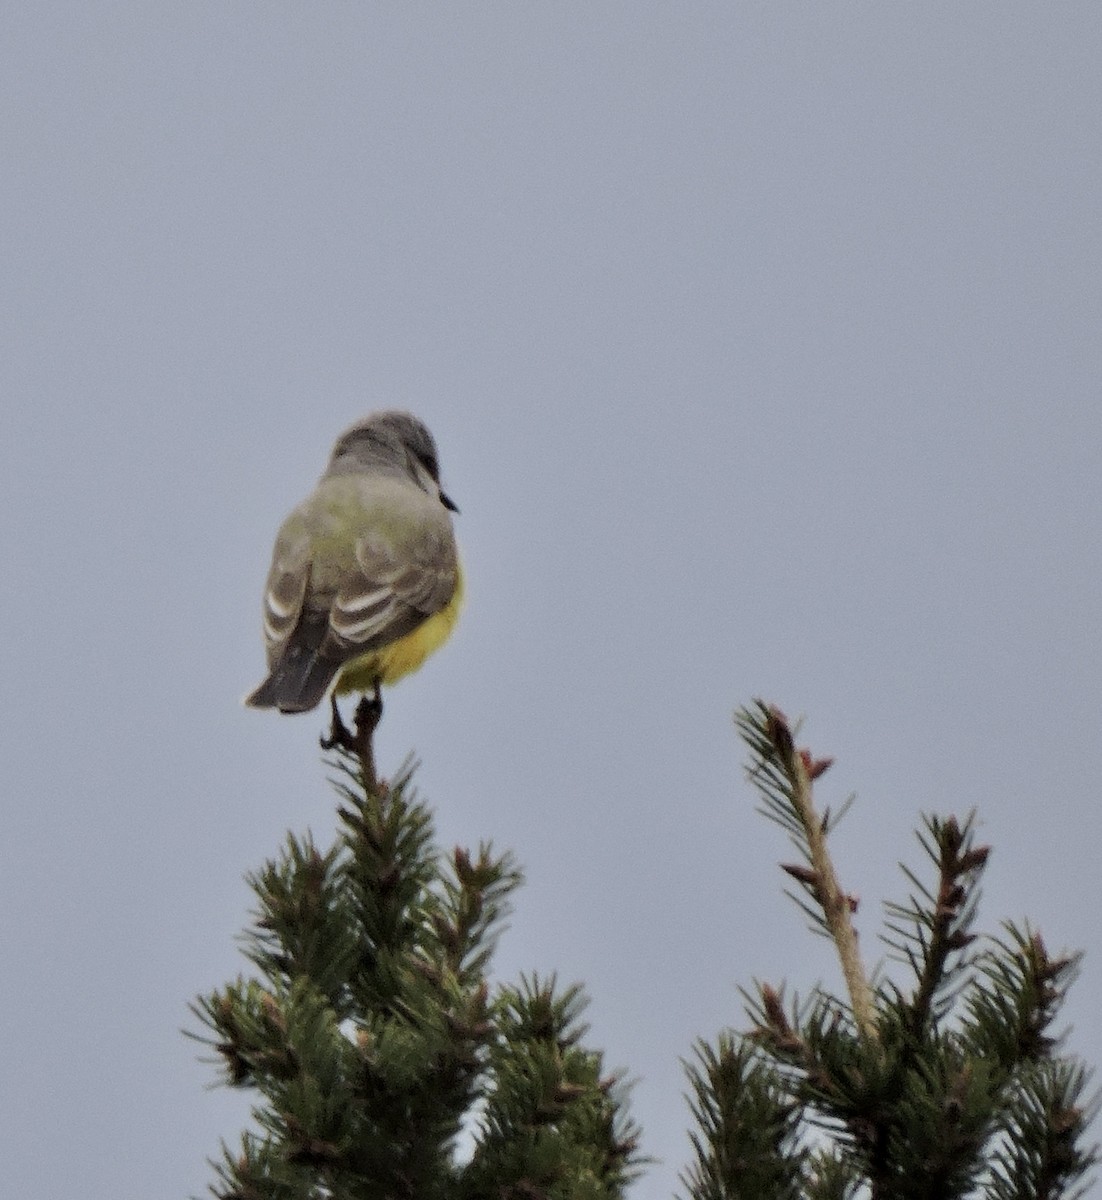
[245,411,462,714]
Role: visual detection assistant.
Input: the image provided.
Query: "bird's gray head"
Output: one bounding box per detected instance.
[327,411,458,511]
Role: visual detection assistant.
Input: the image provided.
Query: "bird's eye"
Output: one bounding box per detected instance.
[419,453,440,480]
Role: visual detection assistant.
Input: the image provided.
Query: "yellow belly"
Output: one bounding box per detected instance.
[334,563,464,693]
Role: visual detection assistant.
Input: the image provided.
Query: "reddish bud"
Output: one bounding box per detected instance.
[959,846,991,872]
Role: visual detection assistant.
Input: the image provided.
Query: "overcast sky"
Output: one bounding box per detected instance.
[3,5,1101,1198]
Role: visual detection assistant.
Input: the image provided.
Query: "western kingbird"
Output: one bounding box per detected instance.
[245,411,462,714]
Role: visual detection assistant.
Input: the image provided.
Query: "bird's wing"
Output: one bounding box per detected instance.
[260,534,311,666]
[328,525,457,651]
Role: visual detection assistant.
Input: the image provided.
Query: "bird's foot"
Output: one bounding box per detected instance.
[320,687,384,793]
[320,693,355,752]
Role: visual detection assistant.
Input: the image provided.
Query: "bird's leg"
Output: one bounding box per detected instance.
[352,683,384,793]
[320,693,355,753]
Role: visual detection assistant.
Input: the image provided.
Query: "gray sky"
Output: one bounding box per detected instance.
[3,5,1101,1197]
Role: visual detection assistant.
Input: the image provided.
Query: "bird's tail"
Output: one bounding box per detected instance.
[244,615,344,713]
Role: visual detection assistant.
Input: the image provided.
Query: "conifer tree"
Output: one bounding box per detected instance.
[192,698,641,1199]
[679,702,1098,1200]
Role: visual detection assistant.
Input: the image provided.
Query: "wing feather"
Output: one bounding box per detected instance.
[261,552,310,664]
[328,525,457,650]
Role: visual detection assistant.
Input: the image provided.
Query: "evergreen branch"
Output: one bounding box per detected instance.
[748,983,854,1103]
[984,1061,1099,1200]
[736,702,877,1042]
[209,1130,313,1200]
[434,842,523,985]
[678,1032,805,1200]
[244,836,357,1010]
[331,756,442,1012]
[867,1049,998,1199]
[464,975,643,1198]
[881,814,988,1040]
[754,984,912,1179]
[963,925,1083,1074]
[191,977,300,1090]
[741,985,992,1197]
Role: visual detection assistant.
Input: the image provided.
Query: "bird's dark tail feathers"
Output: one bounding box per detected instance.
[244,614,345,713]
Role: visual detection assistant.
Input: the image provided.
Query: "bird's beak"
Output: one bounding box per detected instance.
[440,490,460,513]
